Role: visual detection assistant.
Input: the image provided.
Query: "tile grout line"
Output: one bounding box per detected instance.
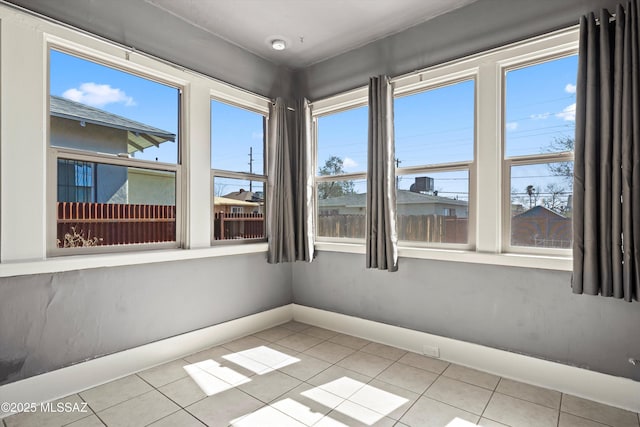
[146,372,204,425]
[183,404,210,427]
[415,362,505,423]
[147,325,640,426]
[491,390,562,412]
[79,374,154,417]
[416,368,493,424]
[297,346,374,425]
[477,376,500,422]
[557,410,622,427]
[8,323,634,427]
[238,327,631,427]
[68,394,102,427]
[238,329,336,424]
[141,407,183,427]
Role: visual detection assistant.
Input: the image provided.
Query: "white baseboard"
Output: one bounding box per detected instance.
[292,304,640,413]
[2,303,638,418]
[0,305,293,418]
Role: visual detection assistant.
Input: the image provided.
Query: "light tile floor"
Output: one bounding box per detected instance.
[2,321,639,427]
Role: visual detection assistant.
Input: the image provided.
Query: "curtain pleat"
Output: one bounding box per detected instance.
[266,98,314,264]
[366,76,398,271]
[573,1,639,301]
[294,99,315,262]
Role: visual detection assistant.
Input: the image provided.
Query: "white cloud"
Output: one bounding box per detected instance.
[565,83,577,94]
[506,122,518,131]
[556,103,576,121]
[62,83,135,107]
[343,157,358,169]
[251,131,263,140]
[530,112,551,120]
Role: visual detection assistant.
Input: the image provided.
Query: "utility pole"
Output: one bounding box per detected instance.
[248,146,253,192]
[395,158,402,189]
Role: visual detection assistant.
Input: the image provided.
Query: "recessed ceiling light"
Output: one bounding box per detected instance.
[271,39,286,51]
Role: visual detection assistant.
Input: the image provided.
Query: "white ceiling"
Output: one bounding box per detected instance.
[145,0,477,68]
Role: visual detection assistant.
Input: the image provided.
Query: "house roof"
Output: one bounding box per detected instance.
[50,95,176,154]
[513,205,568,219]
[222,190,264,203]
[318,190,469,208]
[214,196,259,207]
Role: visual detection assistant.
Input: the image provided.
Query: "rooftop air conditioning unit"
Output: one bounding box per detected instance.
[410,176,434,193]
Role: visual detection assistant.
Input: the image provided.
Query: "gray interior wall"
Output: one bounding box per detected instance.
[0,253,291,385]
[2,0,637,390]
[4,0,293,99]
[296,0,622,100]
[292,252,640,381]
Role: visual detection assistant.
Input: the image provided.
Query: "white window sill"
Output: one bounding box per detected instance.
[314,242,572,271]
[0,243,268,277]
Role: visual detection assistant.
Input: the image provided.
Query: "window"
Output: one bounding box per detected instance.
[311,28,578,266]
[394,79,475,247]
[504,55,576,252]
[49,49,181,252]
[57,159,95,202]
[211,99,266,242]
[315,105,368,240]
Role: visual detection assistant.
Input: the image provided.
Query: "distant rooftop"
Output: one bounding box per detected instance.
[222,189,264,203]
[50,95,176,154]
[513,205,568,219]
[319,189,468,207]
[214,196,259,207]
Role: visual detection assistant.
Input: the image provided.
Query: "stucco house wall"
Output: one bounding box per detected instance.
[128,169,175,205]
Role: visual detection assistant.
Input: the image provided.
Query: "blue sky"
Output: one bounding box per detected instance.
[211,100,265,175]
[50,49,180,164]
[317,55,577,203]
[505,55,577,207]
[50,49,576,204]
[211,100,265,196]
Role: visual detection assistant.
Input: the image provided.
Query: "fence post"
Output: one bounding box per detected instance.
[220,212,225,240]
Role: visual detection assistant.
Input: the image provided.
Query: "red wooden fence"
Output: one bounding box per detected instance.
[317,214,468,243]
[214,212,264,240]
[57,202,176,247]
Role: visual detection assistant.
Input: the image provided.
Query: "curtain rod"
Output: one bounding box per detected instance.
[0,0,273,105]
[595,12,617,25]
[271,101,296,111]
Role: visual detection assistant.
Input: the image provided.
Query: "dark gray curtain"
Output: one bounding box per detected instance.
[293,99,315,262]
[366,76,398,271]
[573,2,639,301]
[267,98,314,264]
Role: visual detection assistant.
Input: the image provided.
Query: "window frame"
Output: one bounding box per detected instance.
[311,26,579,269]
[210,96,269,245]
[500,51,577,256]
[57,158,96,202]
[46,44,184,256]
[312,94,369,244]
[393,75,478,250]
[0,7,276,272]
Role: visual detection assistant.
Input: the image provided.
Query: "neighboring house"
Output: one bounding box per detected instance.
[213,196,264,240]
[511,205,571,248]
[221,189,264,213]
[51,95,176,205]
[319,189,469,217]
[222,189,264,203]
[214,196,261,214]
